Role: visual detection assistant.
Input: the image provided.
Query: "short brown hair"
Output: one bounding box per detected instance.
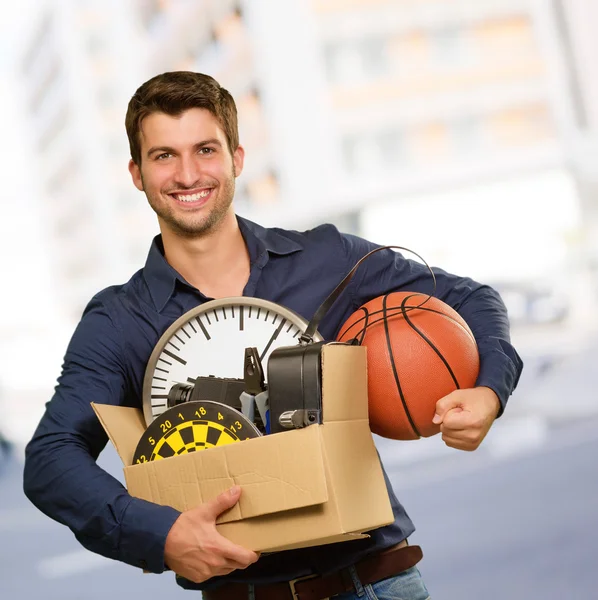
[125,71,239,165]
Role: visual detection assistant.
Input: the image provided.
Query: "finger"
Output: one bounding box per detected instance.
[211,566,238,577]
[441,421,479,442]
[214,535,260,567]
[213,558,252,573]
[441,433,478,451]
[440,409,474,432]
[204,486,242,520]
[433,393,463,424]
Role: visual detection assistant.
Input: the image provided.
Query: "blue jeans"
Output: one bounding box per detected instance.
[334,565,431,600]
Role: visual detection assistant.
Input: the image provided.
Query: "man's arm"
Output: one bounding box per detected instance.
[341,234,523,451]
[23,298,181,573]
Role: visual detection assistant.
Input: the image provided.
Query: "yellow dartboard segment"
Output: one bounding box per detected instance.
[133,400,261,464]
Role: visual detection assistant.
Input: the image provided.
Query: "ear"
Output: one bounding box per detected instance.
[232,145,245,178]
[128,159,144,191]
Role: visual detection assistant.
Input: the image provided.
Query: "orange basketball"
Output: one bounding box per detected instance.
[336,291,480,440]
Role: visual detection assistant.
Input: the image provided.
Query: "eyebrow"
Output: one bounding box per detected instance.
[146,138,223,158]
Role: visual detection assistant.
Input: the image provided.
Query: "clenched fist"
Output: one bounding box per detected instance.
[432,386,501,451]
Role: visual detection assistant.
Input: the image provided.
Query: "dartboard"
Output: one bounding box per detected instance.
[133,400,261,464]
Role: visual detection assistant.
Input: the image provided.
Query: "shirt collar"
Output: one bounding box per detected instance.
[143,215,303,312]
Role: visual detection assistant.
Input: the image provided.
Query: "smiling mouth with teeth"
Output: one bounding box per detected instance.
[172,189,212,203]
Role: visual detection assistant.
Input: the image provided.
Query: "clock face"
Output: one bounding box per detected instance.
[142,297,323,426]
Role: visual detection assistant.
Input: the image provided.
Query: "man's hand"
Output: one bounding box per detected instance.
[432,387,501,451]
[164,485,260,583]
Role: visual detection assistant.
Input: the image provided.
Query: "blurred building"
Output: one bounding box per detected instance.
[245,0,565,226]
[546,0,598,267]
[15,0,598,320]
[18,0,151,318]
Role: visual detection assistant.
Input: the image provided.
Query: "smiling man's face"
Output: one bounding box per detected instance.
[128,108,244,237]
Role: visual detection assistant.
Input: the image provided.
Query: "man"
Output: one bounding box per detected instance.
[24,71,523,600]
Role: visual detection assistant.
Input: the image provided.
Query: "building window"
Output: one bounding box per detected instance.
[324,36,389,84]
[449,116,484,155]
[343,129,404,173]
[430,26,469,67]
[247,171,279,205]
[137,0,167,30]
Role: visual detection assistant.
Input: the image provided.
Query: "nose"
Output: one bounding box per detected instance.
[175,154,201,188]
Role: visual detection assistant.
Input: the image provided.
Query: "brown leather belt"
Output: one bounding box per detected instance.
[202,541,423,600]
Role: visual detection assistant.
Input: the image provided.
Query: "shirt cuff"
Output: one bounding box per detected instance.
[119,497,181,573]
[475,338,524,417]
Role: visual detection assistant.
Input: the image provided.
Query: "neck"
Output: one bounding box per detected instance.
[160,211,250,298]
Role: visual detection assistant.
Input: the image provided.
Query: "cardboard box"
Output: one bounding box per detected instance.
[92,344,394,552]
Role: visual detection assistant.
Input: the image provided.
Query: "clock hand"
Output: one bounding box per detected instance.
[259,318,286,362]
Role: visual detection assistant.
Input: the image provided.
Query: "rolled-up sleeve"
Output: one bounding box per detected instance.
[342,234,523,415]
[23,297,180,572]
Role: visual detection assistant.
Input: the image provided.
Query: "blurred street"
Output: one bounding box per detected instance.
[398,415,598,599]
[2,326,597,600]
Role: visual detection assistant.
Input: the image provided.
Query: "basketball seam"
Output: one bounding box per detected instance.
[383,293,420,438]
[400,294,461,390]
[338,295,476,347]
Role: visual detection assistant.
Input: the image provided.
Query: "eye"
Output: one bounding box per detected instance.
[155,152,173,160]
[199,147,215,155]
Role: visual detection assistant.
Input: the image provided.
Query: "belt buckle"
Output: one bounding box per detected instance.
[288,574,318,600]
[288,577,301,600]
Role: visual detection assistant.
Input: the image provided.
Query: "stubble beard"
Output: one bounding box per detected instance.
[143,168,236,239]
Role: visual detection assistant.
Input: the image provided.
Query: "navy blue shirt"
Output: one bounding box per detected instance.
[23,216,523,589]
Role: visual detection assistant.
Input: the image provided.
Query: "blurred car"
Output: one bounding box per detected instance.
[0,430,12,471]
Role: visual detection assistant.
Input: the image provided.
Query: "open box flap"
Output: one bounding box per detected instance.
[91,403,146,467]
[321,345,369,423]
